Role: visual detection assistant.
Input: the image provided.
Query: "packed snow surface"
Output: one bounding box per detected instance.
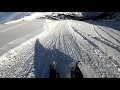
[0,18,120,78]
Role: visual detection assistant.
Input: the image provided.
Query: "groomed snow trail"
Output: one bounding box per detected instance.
[0,19,120,78]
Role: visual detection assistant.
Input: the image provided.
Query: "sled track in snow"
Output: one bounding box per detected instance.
[72,27,120,77]
[95,24,120,44]
[103,26,120,37]
[0,45,34,78]
[93,24,120,52]
[0,20,120,78]
[2,54,33,78]
[16,54,34,78]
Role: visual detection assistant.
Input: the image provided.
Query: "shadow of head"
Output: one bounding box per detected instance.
[34,39,73,78]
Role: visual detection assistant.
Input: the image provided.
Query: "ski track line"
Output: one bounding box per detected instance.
[74,34,105,76]
[93,24,115,45]
[103,26,120,37]
[79,33,109,76]
[46,30,60,76]
[37,21,119,78]
[56,24,68,77]
[69,24,101,77]
[83,31,120,60]
[76,30,120,77]
[2,48,34,78]
[0,49,33,78]
[72,26,120,77]
[62,28,73,74]
[36,24,60,78]
[62,25,78,77]
[95,24,120,44]
[41,28,59,78]
[65,25,98,77]
[66,29,75,57]
[93,22,120,47]
[1,20,120,78]
[0,25,47,78]
[16,54,34,78]
[93,24,120,52]
[72,33,99,76]
[0,29,45,78]
[98,21,120,37]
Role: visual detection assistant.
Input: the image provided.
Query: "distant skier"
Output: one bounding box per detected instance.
[49,61,58,79]
[74,61,83,78]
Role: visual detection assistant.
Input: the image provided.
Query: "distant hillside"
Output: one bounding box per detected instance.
[0,12,33,24]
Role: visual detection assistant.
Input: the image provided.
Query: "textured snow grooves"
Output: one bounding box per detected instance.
[0,20,120,78]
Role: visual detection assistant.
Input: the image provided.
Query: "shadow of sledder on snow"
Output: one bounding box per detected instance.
[34,39,77,78]
[34,39,44,78]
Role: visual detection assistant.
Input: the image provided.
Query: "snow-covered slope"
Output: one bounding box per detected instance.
[0,17,120,78]
[5,12,45,24]
[5,12,83,24]
[5,12,119,25]
[0,12,33,24]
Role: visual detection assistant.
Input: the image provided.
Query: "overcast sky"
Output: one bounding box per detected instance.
[0,12,33,24]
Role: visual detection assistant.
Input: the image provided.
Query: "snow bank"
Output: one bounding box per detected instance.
[5,12,83,24]
[5,12,49,24]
